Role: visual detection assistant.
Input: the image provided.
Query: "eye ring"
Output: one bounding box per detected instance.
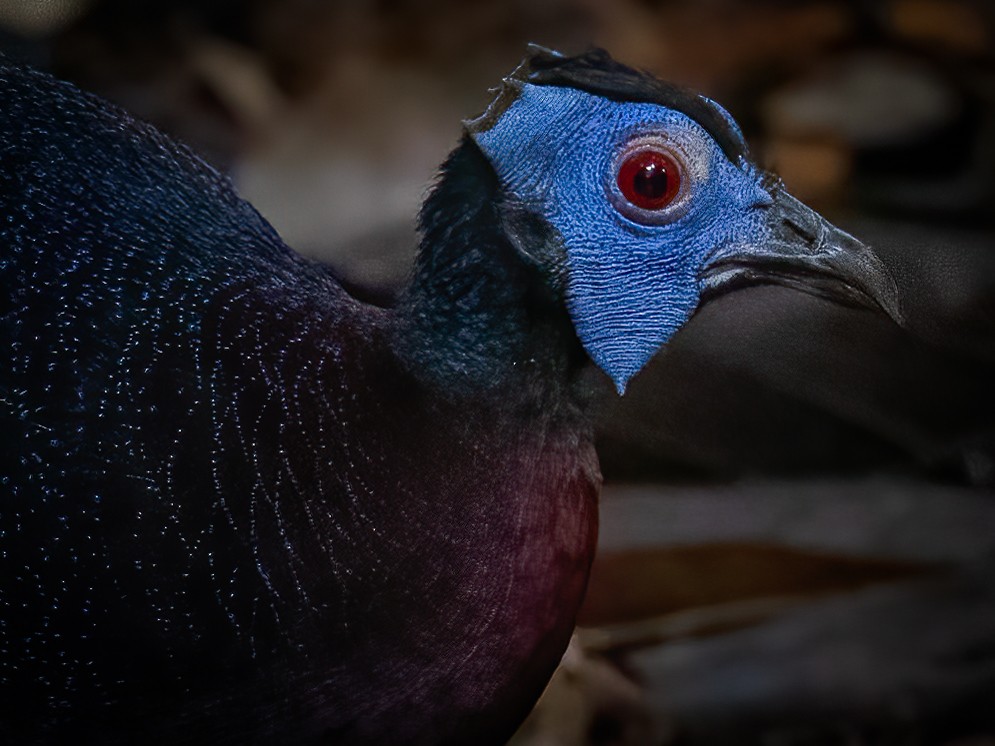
[608,136,690,225]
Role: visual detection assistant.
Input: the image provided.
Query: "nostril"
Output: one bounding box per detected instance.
[782,215,819,243]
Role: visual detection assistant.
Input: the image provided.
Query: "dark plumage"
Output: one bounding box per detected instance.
[0,48,900,743]
[526,48,749,164]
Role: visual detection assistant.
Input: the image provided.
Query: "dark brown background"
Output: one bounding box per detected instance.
[3,1,994,743]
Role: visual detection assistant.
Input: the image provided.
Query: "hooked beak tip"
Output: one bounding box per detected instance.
[701,192,905,328]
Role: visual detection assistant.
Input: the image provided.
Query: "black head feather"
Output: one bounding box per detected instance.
[468,46,748,165]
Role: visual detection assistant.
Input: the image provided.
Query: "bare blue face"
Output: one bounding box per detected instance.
[469,83,773,393]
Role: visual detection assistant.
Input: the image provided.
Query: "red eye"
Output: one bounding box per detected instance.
[616,149,681,211]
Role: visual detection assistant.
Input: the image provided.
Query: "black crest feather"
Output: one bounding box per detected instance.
[469,46,748,165]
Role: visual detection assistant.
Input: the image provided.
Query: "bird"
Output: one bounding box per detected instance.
[0,46,901,744]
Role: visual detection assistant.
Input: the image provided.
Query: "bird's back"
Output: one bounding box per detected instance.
[0,56,353,740]
[0,56,350,473]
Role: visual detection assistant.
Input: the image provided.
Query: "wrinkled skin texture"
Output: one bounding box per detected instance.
[472,83,771,391]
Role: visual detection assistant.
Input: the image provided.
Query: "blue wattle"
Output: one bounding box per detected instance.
[472,84,772,392]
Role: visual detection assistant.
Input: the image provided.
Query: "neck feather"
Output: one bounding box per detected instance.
[394,137,584,403]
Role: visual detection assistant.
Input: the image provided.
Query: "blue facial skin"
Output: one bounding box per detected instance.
[471,84,773,393]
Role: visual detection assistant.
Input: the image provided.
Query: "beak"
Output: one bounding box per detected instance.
[700,189,905,326]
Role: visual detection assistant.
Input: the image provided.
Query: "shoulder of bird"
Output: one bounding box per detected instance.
[0,47,902,744]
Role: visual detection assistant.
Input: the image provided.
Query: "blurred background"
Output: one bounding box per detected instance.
[2,1,994,743]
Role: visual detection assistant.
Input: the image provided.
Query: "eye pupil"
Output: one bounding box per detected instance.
[617,150,681,211]
[633,162,669,199]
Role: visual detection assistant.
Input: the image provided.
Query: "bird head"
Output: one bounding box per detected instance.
[467,47,902,393]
